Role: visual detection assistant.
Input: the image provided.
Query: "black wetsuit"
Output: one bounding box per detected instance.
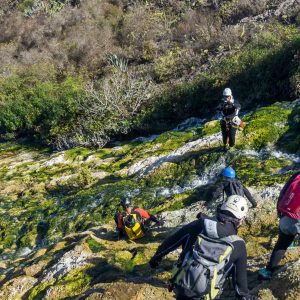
[212,177,257,208]
[150,214,254,300]
[217,99,241,147]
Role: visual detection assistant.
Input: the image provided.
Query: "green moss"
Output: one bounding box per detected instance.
[279,105,300,153]
[152,191,194,213]
[28,280,54,300]
[65,148,92,161]
[202,120,220,137]
[143,160,196,188]
[240,103,292,150]
[233,155,293,186]
[86,237,106,253]
[114,250,134,272]
[51,267,93,298]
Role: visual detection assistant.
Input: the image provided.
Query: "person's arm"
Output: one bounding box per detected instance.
[242,185,257,208]
[149,220,200,267]
[134,208,160,224]
[211,181,225,202]
[149,214,159,223]
[216,102,224,114]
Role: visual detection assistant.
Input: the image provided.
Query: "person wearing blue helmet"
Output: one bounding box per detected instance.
[211,167,257,208]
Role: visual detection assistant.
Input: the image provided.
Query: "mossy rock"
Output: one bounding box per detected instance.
[258,289,277,300]
[240,103,292,150]
[85,237,106,253]
[202,120,220,136]
[44,266,94,299]
[0,275,38,300]
[24,257,52,277]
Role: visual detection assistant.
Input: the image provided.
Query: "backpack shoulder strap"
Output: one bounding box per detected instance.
[221,235,244,244]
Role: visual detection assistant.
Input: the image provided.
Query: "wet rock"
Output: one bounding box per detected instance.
[128,132,222,177]
[0,275,37,300]
[42,244,92,281]
[42,153,69,167]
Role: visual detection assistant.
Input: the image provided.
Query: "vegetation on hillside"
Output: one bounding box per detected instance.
[0,0,300,148]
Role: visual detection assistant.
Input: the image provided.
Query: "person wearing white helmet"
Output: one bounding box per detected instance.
[149,195,257,300]
[220,194,249,221]
[217,88,241,152]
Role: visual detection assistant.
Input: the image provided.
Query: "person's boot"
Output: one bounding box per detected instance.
[223,144,229,152]
[289,240,295,249]
[258,268,273,280]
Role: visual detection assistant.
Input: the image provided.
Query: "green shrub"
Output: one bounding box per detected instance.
[0,64,84,147]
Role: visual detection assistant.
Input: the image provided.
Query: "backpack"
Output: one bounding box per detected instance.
[171,234,241,300]
[123,213,145,240]
[278,174,300,219]
[223,180,244,201]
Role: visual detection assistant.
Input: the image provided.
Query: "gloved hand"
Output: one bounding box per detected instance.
[196,212,203,219]
[155,220,161,227]
[149,257,160,269]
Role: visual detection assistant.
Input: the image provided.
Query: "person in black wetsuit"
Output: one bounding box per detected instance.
[217,88,241,152]
[258,171,300,279]
[211,167,257,208]
[149,195,258,300]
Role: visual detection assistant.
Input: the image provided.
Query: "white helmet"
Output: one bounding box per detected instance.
[223,88,232,97]
[220,195,248,219]
[232,116,241,126]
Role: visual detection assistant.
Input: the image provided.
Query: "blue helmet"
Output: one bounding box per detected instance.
[222,167,236,178]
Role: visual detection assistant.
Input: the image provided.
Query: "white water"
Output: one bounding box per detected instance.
[131,134,159,143]
[128,132,223,176]
[239,148,300,164]
[18,247,33,257]
[155,156,226,198]
[173,117,206,132]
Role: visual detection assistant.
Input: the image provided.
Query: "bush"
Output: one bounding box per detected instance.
[65,68,157,148]
[0,64,85,146]
[118,5,172,61]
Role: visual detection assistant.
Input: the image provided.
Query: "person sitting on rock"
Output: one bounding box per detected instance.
[211,167,257,208]
[217,88,241,152]
[149,195,257,300]
[114,197,160,240]
[258,171,300,280]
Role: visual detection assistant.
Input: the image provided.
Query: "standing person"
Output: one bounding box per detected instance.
[217,88,241,152]
[258,171,300,279]
[114,197,160,240]
[211,167,257,208]
[149,195,258,300]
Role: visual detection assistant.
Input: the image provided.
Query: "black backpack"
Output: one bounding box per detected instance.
[223,179,244,200]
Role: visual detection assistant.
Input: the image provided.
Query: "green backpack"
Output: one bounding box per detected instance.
[171,234,242,299]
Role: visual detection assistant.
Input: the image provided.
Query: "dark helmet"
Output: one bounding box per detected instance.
[222,167,236,178]
[120,197,131,209]
[124,215,136,228]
